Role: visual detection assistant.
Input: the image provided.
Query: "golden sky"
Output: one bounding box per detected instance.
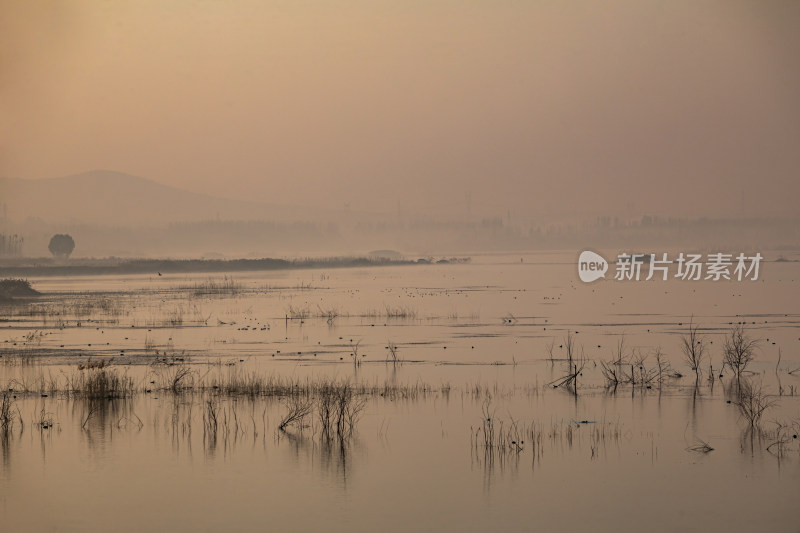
[1,0,798,219]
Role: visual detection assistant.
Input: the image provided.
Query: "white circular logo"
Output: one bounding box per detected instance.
[578,251,608,282]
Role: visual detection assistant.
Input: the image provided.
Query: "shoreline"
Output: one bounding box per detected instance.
[0,255,470,278]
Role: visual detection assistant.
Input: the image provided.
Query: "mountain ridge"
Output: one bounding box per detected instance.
[0,170,346,225]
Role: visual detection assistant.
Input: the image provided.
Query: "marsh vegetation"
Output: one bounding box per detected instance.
[0,254,798,532]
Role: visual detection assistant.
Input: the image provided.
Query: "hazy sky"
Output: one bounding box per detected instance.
[1,0,798,220]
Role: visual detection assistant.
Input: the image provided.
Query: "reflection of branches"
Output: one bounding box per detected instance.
[0,430,9,468]
[734,380,776,429]
[765,421,798,457]
[116,413,144,430]
[549,361,585,395]
[35,403,55,430]
[686,439,714,453]
[563,332,576,366]
[386,341,401,366]
[82,401,103,429]
[350,341,362,370]
[546,339,555,364]
[276,406,359,483]
[278,396,312,432]
[472,414,624,484]
[0,393,21,433]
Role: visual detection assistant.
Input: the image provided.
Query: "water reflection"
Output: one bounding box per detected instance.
[0,429,15,474]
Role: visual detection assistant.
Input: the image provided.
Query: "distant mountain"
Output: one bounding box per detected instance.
[0,170,333,225]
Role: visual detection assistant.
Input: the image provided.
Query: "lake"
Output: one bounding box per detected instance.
[1,251,798,532]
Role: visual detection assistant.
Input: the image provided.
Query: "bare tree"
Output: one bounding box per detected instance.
[723,324,759,381]
[680,318,706,384]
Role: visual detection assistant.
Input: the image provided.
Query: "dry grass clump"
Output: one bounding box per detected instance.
[197,378,367,441]
[359,306,417,319]
[153,363,195,393]
[600,339,677,390]
[383,305,417,319]
[472,407,624,466]
[199,369,439,401]
[64,366,135,400]
[472,402,524,453]
[144,306,186,327]
[204,369,304,397]
[316,305,341,325]
[16,296,128,322]
[286,304,310,320]
[184,276,243,296]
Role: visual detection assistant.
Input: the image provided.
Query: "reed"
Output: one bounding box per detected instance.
[65,367,136,400]
[184,276,243,296]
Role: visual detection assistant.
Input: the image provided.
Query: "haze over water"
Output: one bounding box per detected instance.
[1,2,799,532]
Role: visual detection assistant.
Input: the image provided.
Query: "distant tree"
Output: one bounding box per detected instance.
[0,234,24,257]
[48,234,75,258]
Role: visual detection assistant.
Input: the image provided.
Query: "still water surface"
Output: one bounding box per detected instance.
[1,252,798,531]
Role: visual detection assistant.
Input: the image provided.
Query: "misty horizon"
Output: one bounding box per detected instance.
[2,0,799,228]
[1,168,798,258]
[2,4,800,532]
